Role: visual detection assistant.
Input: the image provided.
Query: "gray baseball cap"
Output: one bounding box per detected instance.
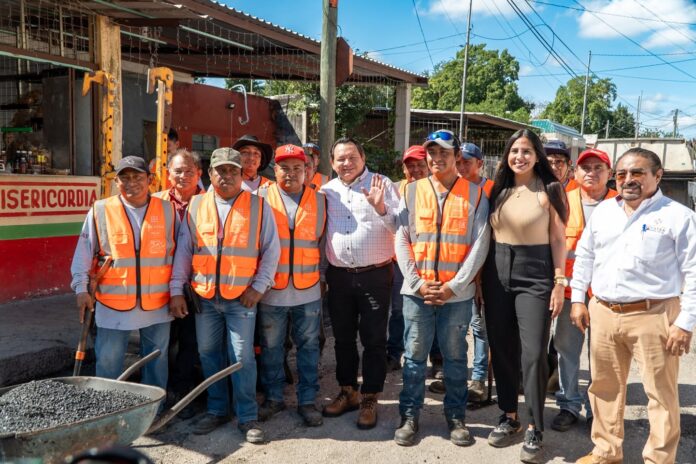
[210,148,242,169]
[115,156,148,174]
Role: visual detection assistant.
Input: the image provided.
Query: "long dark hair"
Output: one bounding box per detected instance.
[490,129,568,223]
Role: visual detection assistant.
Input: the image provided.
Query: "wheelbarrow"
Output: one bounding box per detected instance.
[0,350,242,464]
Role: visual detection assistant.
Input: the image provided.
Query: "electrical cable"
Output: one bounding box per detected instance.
[411,0,435,68]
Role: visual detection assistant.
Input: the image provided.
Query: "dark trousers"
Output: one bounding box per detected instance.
[482,242,553,430]
[168,310,200,395]
[327,264,392,394]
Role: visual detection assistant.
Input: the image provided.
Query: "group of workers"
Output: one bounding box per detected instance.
[71,128,695,464]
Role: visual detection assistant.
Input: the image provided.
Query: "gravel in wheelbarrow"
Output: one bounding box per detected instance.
[0,379,149,434]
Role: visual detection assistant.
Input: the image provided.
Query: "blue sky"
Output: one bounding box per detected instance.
[225,0,696,137]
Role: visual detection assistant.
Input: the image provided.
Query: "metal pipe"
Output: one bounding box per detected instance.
[0,50,93,72]
[90,0,154,19]
[121,30,167,45]
[179,25,253,51]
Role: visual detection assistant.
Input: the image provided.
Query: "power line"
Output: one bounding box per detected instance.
[630,0,693,53]
[411,0,435,68]
[529,0,696,26]
[523,0,587,68]
[593,51,696,57]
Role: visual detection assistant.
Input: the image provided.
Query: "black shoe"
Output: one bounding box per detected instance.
[551,409,578,432]
[387,356,402,372]
[238,420,265,444]
[258,400,286,422]
[394,416,419,446]
[487,414,522,448]
[428,380,446,394]
[429,363,444,380]
[298,404,323,427]
[467,380,486,403]
[520,428,543,463]
[192,413,230,435]
[447,418,474,446]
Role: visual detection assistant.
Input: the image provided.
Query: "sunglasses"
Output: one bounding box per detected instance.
[615,169,646,182]
[426,130,455,142]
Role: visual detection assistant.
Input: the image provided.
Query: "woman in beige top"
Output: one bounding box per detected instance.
[480,129,568,463]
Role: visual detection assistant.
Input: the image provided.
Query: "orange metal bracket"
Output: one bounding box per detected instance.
[82,70,116,198]
[146,67,174,193]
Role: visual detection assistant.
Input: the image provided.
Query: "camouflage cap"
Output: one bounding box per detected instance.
[210,147,242,169]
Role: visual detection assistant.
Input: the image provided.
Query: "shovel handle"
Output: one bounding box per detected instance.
[72,309,94,376]
[116,349,161,381]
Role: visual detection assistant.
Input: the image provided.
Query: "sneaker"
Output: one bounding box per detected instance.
[394,416,419,446]
[298,404,323,427]
[192,413,230,435]
[238,420,265,444]
[447,418,474,446]
[387,355,402,372]
[487,413,522,448]
[428,380,446,394]
[520,428,543,464]
[258,400,286,422]
[551,409,578,432]
[468,380,486,402]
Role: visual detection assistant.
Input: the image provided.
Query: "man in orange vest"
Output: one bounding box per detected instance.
[393,130,490,447]
[255,144,326,427]
[550,148,617,434]
[170,148,280,443]
[546,140,578,192]
[303,142,330,187]
[70,156,177,397]
[233,134,274,193]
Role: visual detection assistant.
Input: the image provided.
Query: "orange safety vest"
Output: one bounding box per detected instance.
[565,178,579,192]
[565,187,618,299]
[259,176,273,188]
[262,184,326,290]
[312,172,329,187]
[397,179,408,198]
[187,190,263,300]
[481,178,494,199]
[93,195,176,311]
[406,177,482,283]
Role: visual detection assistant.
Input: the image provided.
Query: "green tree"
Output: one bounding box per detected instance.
[541,76,616,134]
[411,44,532,122]
[608,103,636,138]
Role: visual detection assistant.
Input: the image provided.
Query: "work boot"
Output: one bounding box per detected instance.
[322,386,360,417]
[520,428,543,464]
[298,404,323,427]
[467,379,485,402]
[428,379,446,394]
[394,416,419,446]
[258,400,286,422]
[447,418,474,446]
[356,393,378,429]
[575,452,622,464]
[487,413,522,448]
[238,420,265,444]
[192,413,230,435]
[551,409,578,432]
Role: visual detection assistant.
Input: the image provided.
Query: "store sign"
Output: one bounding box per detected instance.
[0,176,100,218]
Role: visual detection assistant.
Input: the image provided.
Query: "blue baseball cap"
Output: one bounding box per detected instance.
[461,143,482,160]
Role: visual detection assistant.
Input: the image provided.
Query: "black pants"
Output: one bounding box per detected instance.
[482,242,553,430]
[327,264,392,394]
[168,310,200,395]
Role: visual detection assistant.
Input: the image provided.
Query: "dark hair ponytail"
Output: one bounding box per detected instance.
[490,129,568,223]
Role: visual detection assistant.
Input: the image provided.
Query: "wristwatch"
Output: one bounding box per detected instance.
[554,275,569,287]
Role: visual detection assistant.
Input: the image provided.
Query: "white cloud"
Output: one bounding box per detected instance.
[640,93,668,113]
[577,0,696,49]
[428,0,530,19]
[519,64,535,76]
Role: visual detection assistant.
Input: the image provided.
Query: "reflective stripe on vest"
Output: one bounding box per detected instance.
[93,195,176,311]
[187,190,262,300]
[406,177,481,283]
[262,184,326,290]
[564,187,617,299]
[398,179,408,198]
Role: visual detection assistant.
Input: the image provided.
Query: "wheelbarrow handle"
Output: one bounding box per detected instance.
[116,349,161,381]
[147,362,243,434]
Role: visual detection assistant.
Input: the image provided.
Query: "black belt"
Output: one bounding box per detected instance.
[334,259,393,274]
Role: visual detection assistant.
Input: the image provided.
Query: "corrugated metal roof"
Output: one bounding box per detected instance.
[531,119,582,137]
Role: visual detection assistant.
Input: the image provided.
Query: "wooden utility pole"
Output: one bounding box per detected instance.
[635,91,642,138]
[319,0,338,176]
[458,0,473,141]
[580,50,591,136]
[673,109,679,137]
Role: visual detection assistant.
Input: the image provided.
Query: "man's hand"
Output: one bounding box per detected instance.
[426,283,455,306]
[361,174,387,216]
[418,280,441,300]
[570,302,590,332]
[240,287,264,308]
[76,292,94,324]
[169,295,188,318]
[666,325,693,356]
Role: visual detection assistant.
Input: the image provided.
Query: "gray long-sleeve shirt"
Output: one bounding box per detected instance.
[169,190,280,298]
[395,178,491,302]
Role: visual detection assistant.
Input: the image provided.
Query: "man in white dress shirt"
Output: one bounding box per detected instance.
[320,136,400,430]
[571,148,696,464]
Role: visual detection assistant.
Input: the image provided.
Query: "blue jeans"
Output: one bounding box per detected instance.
[387,262,405,359]
[552,299,591,418]
[258,299,321,405]
[470,304,489,382]
[96,322,170,394]
[196,297,257,423]
[400,295,473,420]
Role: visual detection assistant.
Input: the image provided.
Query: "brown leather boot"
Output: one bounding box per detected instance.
[322,386,359,417]
[356,393,378,429]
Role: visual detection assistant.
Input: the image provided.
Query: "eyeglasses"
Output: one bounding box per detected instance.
[615,169,647,182]
[426,130,455,142]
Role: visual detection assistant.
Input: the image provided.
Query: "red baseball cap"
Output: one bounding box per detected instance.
[275,144,307,163]
[403,145,427,162]
[577,148,611,168]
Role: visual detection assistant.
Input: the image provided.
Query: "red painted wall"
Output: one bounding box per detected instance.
[171,82,278,150]
[0,235,77,301]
